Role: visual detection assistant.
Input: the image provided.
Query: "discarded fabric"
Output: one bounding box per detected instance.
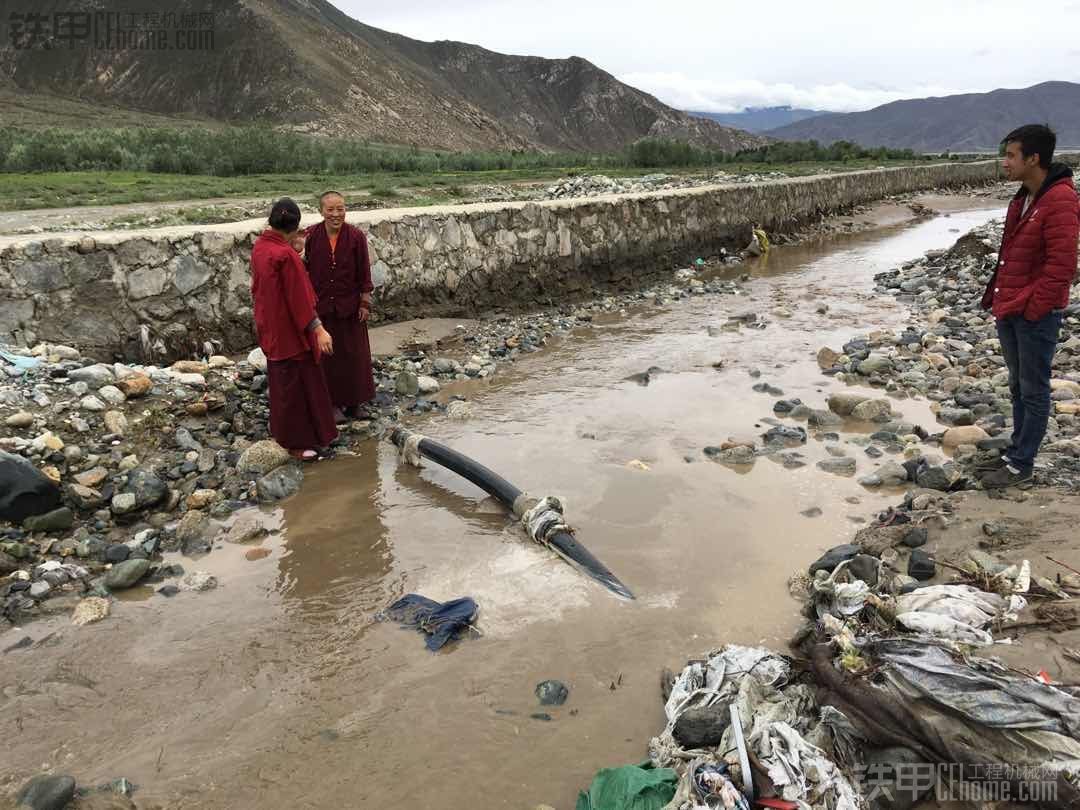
[380,593,478,651]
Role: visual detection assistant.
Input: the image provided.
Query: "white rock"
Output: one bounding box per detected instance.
[417,375,441,395]
[177,373,206,388]
[247,347,268,372]
[31,431,64,452]
[80,396,106,412]
[181,571,218,592]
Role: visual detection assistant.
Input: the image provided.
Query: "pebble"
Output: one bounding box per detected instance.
[181,571,218,592]
[71,596,111,626]
[5,411,34,428]
[104,558,150,589]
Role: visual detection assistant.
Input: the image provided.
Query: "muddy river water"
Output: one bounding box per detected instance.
[2,201,1005,809]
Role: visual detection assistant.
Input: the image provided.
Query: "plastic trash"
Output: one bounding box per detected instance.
[575,761,677,810]
[0,349,40,370]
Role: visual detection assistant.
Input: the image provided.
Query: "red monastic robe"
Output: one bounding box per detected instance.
[250,229,338,450]
[303,221,377,408]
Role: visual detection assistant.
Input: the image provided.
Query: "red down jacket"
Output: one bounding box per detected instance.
[981,162,1080,321]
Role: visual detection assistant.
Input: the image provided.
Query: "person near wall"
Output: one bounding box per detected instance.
[250,197,338,461]
[303,191,377,422]
[979,124,1079,488]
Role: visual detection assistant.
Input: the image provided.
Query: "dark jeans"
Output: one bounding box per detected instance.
[996,311,1064,472]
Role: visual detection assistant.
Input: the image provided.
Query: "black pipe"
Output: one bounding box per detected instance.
[391,428,634,600]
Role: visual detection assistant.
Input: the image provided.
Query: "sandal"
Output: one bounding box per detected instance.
[289,449,318,462]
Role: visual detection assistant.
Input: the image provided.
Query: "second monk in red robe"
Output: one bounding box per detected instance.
[304,191,377,420]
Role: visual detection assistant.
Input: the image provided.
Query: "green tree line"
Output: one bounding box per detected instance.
[0,127,928,176]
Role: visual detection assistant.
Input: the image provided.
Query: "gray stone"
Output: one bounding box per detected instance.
[15,773,76,810]
[23,507,74,533]
[535,679,568,706]
[103,411,128,436]
[176,510,210,545]
[105,544,130,563]
[237,440,290,475]
[124,468,168,510]
[938,408,975,426]
[256,464,304,502]
[672,704,730,749]
[915,463,963,492]
[68,363,115,388]
[127,266,168,300]
[817,457,856,475]
[877,461,910,486]
[908,549,936,581]
[175,427,203,452]
[417,375,440,395]
[224,513,269,544]
[171,254,213,295]
[395,371,419,396]
[247,346,268,372]
[110,492,137,514]
[901,527,928,548]
[180,571,218,591]
[808,409,843,428]
[13,260,66,293]
[827,392,869,416]
[29,580,52,599]
[847,554,880,587]
[851,398,892,422]
[857,355,893,375]
[98,385,126,406]
[0,297,35,334]
[104,558,150,589]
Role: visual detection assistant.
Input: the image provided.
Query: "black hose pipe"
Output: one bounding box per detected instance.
[391,427,634,600]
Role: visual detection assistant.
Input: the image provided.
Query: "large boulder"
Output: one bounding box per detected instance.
[827,392,869,416]
[15,773,76,810]
[942,425,990,448]
[257,465,304,502]
[237,440,290,476]
[857,355,893,375]
[851,399,893,422]
[0,451,61,522]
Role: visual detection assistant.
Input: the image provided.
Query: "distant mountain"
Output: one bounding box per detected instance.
[0,0,767,153]
[767,81,1080,151]
[689,106,826,133]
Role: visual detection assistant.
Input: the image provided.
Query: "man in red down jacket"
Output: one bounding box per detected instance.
[980,124,1079,487]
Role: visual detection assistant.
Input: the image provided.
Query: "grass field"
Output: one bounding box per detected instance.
[0,159,934,212]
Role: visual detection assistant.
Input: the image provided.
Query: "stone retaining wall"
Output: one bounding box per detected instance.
[0,160,1001,361]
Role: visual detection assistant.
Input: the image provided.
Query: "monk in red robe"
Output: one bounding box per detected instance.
[303,191,376,421]
[251,197,338,460]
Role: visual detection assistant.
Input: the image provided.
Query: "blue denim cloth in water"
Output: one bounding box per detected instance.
[383,594,478,651]
[996,310,1065,473]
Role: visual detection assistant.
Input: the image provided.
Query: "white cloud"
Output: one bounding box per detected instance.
[619,74,967,113]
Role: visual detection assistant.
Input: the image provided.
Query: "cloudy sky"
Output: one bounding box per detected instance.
[342,0,1076,112]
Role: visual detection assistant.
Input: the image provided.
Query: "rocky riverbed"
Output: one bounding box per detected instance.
[0,244,763,632]
[5,188,1078,809]
[810,218,1080,493]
